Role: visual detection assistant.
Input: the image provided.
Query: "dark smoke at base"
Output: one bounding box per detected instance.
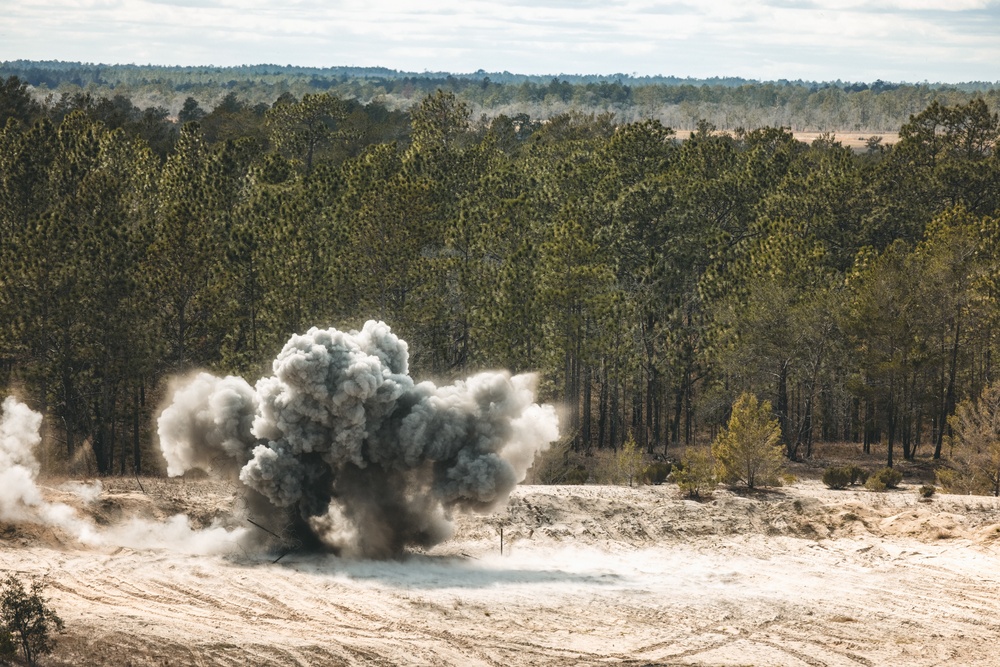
[158,321,559,559]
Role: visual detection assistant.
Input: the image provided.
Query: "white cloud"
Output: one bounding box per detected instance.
[0,0,997,81]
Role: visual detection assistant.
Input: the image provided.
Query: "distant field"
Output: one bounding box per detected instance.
[674,129,900,151]
[793,131,900,150]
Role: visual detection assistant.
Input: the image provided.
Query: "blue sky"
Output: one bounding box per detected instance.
[2,0,998,83]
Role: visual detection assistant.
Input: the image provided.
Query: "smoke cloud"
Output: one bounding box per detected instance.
[0,396,47,520]
[158,321,559,558]
[0,395,246,555]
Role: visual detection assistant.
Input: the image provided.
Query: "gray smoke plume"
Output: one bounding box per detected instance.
[158,321,559,558]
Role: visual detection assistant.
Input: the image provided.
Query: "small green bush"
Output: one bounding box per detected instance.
[672,448,717,498]
[935,468,964,493]
[865,475,886,491]
[919,484,936,498]
[822,467,852,490]
[616,433,647,487]
[882,467,903,488]
[0,575,63,666]
[865,467,903,491]
[643,462,672,485]
[847,465,869,485]
[947,381,1000,496]
[562,465,589,485]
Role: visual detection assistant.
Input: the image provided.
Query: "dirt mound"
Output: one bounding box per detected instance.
[450,482,1000,552]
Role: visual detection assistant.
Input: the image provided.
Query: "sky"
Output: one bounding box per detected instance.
[1,0,998,83]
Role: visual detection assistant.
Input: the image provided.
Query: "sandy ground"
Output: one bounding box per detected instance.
[3,478,1000,666]
[672,130,899,151]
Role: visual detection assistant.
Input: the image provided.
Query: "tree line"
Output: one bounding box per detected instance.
[4,61,1000,134]
[1,74,998,476]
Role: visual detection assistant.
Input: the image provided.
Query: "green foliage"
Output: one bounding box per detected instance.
[672,448,717,498]
[615,433,647,487]
[823,465,869,489]
[712,393,786,489]
[943,382,1000,495]
[266,92,348,173]
[822,467,852,490]
[935,468,966,494]
[409,90,472,151]
[847,466,869,486]
[9,63,1000,137]
[865,467,903,491]
[0,575,64,666]
[0,76,43,127]
[919,485,936,498]
[643,461,673,485]
[1,78,1000,481]
[880,468,903,488]
[864,475,886,492]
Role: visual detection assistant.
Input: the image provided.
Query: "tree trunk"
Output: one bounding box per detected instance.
[671,381,683,447]
[863,396,873,454]
[777,361,793,459]
[582,364,592,452]
[132,384,141,475]
[684,368,693,446]
[598,361,608,450]
[61,364,75,457]
[645,366,655,454]
[935,317,961,459]
[610,376,619,450]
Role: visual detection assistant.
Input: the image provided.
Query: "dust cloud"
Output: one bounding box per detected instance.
[0,395,247,554]
[158,321,559,558]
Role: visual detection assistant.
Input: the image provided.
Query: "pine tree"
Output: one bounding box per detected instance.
[712,392,785,489]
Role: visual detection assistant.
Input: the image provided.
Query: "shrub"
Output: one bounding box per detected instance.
[865,467,903,491]
[865,475,887,492]
[562,465,589,485]
[0,575,63,666]
[711,392,785,489]
[919,485,936,499]
[672,448,716,498]
[822,467,852,490]
[643,461,672,485]
[847,465,869,485]
[881,467,903,488]
[615,433,647,487]
[944,382,1000,496]
[935,468,967,494]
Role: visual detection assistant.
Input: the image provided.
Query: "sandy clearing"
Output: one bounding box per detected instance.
[3,480,1000,666]
[671,130,900,151]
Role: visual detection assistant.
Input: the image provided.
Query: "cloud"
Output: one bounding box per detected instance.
[2,0,998,81]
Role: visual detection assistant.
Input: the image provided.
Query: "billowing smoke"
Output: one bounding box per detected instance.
[0,396,47,520]
[0,396,246,555]
[158,321,559,558]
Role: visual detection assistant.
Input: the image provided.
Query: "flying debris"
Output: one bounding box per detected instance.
[158,321,559,558]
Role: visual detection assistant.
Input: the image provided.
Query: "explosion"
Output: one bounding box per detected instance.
[157,321,559,558]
